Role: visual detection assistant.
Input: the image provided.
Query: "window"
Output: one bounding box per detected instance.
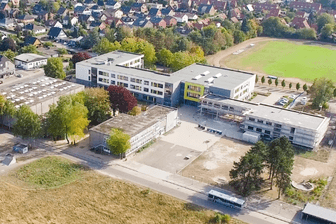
[257,119,263,124]
[274,124,282,128]
[98,78,109,84]
[131,78,142,84]
[144,80,149,85]
[144,88,149,92]
[117,75,128,81]
[274,128,281,132]
[256,128,262,133]
[111,80,115,84]
[88,76,90,81]
[235,88,240,93]
[214,104,220,108]
[99,71,109,77]
[88,70,90,74]
[266,121,272,126]
[222,105,228,110]
[229,107,234,112]
[188,85,201,92]
[158,91,163,95]
[151,82,163,88]
[110,73,115,78]
[187,92,200,98]
[249,117,255,122]
[117,82,128,88]
[265,130,271,134]
[248,126,254,130]
[289,136,293,141]
[290,127,295,134]
[208,102,212,106]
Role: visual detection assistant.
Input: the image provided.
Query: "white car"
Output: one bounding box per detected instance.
[281,98,289,103]
[289,94,296,99]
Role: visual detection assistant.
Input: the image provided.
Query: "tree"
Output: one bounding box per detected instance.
[57,48,68,55]
[334,88,336,97]
[129,106,141,116]
[44,57,66,79]
[266,137,294,190]
[0,38,16,51]
[275,156,293,198]
[317,13,334,31]
[303,84,308,93]
[170,51,194,71]
[1,49,16,61]
[268,78,272,86]
[157,48,174,67]
[320,23,334,39]
[46,95,89,143]
[289,83,292,89]
[229,150,264,196]
[52,1,60,12]
[106,128,131,155]
[281,80,286,88]
[20,45,39,54]
[80,28,100,49]
[310,78,335,109]
[80,88,111,125]
[261,76,265,84]
[262,17,294,38]
[296,82,300,91]
[107,85,137,113]
[13,105,41,140]
[296,28,317,40]
[275,78,279,87]
[255,75,258,83]
[0,95,16,128]
[93,38,120,54]
[233,30,246,44]
[71,52,91,64]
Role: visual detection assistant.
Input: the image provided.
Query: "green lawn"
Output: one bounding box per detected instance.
[224,41,336,82]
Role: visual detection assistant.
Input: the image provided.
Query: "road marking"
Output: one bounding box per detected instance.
[170,144,176,149]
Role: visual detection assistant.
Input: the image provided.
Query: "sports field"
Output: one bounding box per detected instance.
[222,41,336,82]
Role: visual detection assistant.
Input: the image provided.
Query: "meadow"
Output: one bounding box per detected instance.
[0,156,245,224]
[222,41,336,82]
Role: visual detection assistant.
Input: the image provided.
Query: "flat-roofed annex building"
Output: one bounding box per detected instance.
[0,76,84,126]
[75,51,256,107]
[200,95,330,149]
[14,53,47,70]
[89,105,178,158]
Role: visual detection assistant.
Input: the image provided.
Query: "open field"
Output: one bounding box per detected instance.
[221,41,336,83]
[0,156,245,224]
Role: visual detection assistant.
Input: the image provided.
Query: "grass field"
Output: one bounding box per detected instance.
[223,41,336,82]
[0,156,245,224]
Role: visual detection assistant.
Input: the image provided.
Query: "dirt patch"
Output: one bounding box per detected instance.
[180,138,251,186]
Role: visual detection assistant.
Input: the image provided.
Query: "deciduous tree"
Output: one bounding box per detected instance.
[281,80,286,88]
[107,85,137,113]
[71,52,91,64]
[106,128,131,155]
[296,82,300,91]
[13,105,41,140]
[310,78,335,109]
[268,78,272,86]
[44,57,66,79]
[261,76,265,84]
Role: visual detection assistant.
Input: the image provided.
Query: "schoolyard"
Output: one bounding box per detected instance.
[221,40,336,83]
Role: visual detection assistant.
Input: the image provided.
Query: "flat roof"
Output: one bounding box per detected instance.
[172,64,255,90]
[90,105,176,137]
[0,76,84,108]
[203,95,327,130]
[302,203,336,223]
[14,53,47,62]
[78,51,181,83]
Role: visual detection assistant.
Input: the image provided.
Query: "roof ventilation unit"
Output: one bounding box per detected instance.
[205,77,215,83]
[213,73,222,78]
[192,75,203,80]
[201,71,210,76]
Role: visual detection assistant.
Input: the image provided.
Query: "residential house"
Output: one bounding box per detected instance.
[186,13,198,20]
[57,7,68,18]
[131,3,147,13]
[180,0,192,9]
[89,21,106,30]
[79,14,95,23]
[289,2,321,12]
[37,11,53,22]
[23,36,42,47]
[252,3,279,12]
[23,23,47,34]
[174,12,188,23]
[104,8,123,20]
[121,16,135,25]
[92,11,103,20]
[0,18,14,29]
[0,55,14,79]
[230,17,239,23]
[291,17,310,29]
[32,4,43,14]
[97,0,105,6]
[146,3,163,10]
[212,1,227,11]
[266,9,280,18]
[47,27,67,39]
[74,5,91,15]
[14,53,47,70]
[296,11,310,19]
[105,0,121,9]
[17,14,35,24]
[63,16,78,26]
[11,0,19,7]
[84,0,95,7]
[10,8,20,18]
[0,3,11,14]
[121,6,132,15]
[150,16,166,28]
[91,5,104,13]
[198,4,216,15]
[161,8,175,16]
[148,8,161,17]
[230,8,242,19]
[132,18,153,28]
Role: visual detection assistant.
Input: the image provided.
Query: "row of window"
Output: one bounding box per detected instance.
[130,78,142,84]
[202,101,235,112]
[248,117,278,127]
[130,84,141,91]
[151,82,164,88]
[98,78,109,84]
[187,92,200,99]
[187,85,201,92]
[117,75,128,81]
[99,71,109,77]
[151,89,163,95]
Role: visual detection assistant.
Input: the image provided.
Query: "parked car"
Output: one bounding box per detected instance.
[0,80,3,84]
[16,74,23,78]
[281,98,289,103]
[289,94,296,99]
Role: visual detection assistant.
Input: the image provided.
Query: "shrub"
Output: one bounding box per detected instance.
[141,105,147,111]
[129,106,141,116]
